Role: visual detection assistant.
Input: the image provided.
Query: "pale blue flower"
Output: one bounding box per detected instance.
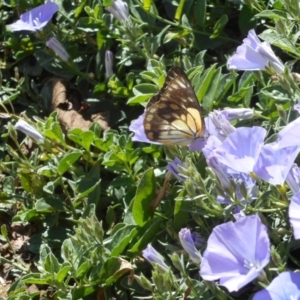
[253,271,300,300]
[221,108,254,121]
[294,100,300,113]
[166,158,186,181]
[286,164,300,195]
[200,214,270,292]
[179,228,202,265]
[204,117,300,185]
[205,110,236,142]
[142,244,168,271]
[8,2,59,32]
[289,191,300,240]
[228,29,284,73]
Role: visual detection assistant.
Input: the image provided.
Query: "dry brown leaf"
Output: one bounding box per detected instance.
[45,78,110,132]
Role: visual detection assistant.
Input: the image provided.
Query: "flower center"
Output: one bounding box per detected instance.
[33,18,41,27]
[243,259,259,270]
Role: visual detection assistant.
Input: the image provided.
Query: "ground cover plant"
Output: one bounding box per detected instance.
[1,0,300,299]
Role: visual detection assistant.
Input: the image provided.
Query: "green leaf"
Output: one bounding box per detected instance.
[175,0,185,21]
[210,15,228,39]
[106,206,116,229]
[202,66,222,111]
[99,257,133,285]
[68,129,95,151]
[163,31,181,44]
[56,264,71,282]
[261,85,292,102]
[22,273,52,285]
[74,0,88,17]
[109,225,138,256]
[72,286,96,299]
[103,0,114,6]
[133,83,158,96]
[44,252,61,275]
[127,94,152,105]
[43,121,65,143]
[129,218,163,253]
[255,9,289,20]
[75,261,91,278]
[37,166,57,177]
[238,5,257,34]
[174,197,190,231]
[142,0,152,11]
[35,51,73,79]
[75,177,101,201]
[57,151,82,175]
[259,29,299,57]
[194,0,206,28]
[195,64,218,102]
[228,86,254,102]
[214,73,236,104]
[132,168,156,226]
[76,17,103,32]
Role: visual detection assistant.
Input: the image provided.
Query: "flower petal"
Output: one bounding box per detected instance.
[289,191,300,240]
[8,2,59,32]
[200,214,270,292]
[253,271,300,300]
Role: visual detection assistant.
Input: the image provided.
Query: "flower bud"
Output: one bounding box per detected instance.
[46,37,70,62]
[15,120,44,143]
[105,50,114,78]
[107,0,129,22]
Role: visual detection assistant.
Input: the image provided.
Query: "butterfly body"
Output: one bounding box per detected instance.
[143,67,205,145]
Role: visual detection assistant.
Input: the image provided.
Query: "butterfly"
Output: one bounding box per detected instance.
[143,67,205,146]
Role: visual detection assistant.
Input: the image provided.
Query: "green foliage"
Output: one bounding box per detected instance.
[2,0,300,298]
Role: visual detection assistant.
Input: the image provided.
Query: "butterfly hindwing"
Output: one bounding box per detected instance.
[144,67,205,145]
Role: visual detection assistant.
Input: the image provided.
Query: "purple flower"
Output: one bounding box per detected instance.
[253,117,300,185]
[166,158,186,181]
[200,214,270,292]
[286,164,300,195]
[107,0,129,22]
[253,271,300,300]
[254,143,300,185]
[191,232,205,248]
[105,50,114,78]
[8,2,59,32]
[275,116,300,147]
[205,155,233,190]
[142,244,168,271]
[206,126,267,174]
[205,111,236,142]
[188,137,208,152]
[228,29,284,73]
[294,100,300,113]
[179,228,202,265]
[15,120,44,143]
[204,117,300,186]
[289,191,300,240]
[221,108,254,121]
[46,37,69,62]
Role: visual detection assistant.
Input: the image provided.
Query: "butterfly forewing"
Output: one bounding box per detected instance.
[144,67,204,145]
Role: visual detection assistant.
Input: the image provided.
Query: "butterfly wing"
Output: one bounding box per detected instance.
[143,67,205,145]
